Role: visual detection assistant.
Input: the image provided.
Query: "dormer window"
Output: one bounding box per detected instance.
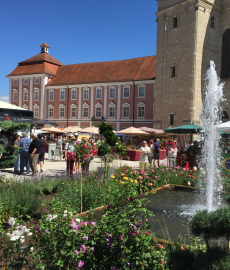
[173,17,178,28]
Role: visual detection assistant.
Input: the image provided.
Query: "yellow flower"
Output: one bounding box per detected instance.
[130,179,133,183]
[165,179,167,183]
[120,181,125,186]
[123,177,128,180]
[134,180,138,183]
[111,175,115,179]
[62,183,64,184]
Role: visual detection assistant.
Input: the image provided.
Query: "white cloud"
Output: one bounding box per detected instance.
[0,96,9,103]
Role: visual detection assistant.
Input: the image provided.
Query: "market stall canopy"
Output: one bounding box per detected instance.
[116,126,149,135]
[216,121,230,133]
[82,126,99,134]
[138,126,164,134]
[164,123,202,134]
[39,127,65,133]
[63,126,84,133]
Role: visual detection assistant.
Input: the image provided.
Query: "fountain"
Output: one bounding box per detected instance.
[200,60,225,212]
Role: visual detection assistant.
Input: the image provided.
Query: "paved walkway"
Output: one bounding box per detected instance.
[1,154,167,181]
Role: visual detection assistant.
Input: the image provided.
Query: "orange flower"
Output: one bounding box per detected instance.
[138,176,143,180]
[121,173,125,177]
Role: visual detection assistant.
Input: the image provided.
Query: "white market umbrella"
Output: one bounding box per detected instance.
[82,126,99,134]
[39,127,64,133]
[63,126,84,133]
[138,126,165,134]
[116,126,149,135]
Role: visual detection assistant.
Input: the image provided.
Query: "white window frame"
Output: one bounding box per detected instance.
[24,78,28,85]
[35,78,40,84]
[48,104,54,118]
[123,85,130,98]
[122,103,130,119]
[95,102,102,118]
[23,88,28,101]
[70,104,77,118]
[34,88,39,101]
[82,102,89,118]
[34,104,39,118]
[59,104,65,118]
[23,104,28,110]
[83,88,89,100]
[13,89,18,101]
[71,88,77,100]
[109,86,116,99]
[96,87,102,99]
[60,89,65,100]
[108,102,115,118]
[137,102,145,118]
[49,89,54,101]
[13,79,18,85]
[138,85,145,98]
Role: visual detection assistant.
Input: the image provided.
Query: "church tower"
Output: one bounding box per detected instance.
[154,0,230,129]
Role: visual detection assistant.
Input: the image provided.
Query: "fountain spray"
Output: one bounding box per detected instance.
[200,61,224,212]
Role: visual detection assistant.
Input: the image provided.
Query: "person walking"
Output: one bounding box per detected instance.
[14,135,21,173]
[153,138,161,167]
[168,142,178,167]
[139,141,150,170]
[29,133,40,176]
[65,136,76,176]
[19,132,31,175]
[37,134,46,173]
[148,139,154,166]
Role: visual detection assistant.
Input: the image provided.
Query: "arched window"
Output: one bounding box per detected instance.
[211,16,215,28]
[221,29,230,79]
[222,111,229,120]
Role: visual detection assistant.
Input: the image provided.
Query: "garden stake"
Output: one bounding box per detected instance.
[81,170,83,213]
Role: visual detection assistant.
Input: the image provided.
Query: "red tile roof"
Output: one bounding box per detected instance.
[7,62,60,76]
[40,43,50,48]
[19,53,63,66]
[47,56,156,86]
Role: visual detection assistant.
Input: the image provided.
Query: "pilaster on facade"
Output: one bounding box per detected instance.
[9,79,12,104]
[117,85,121,120]
[78,87,82,120]
[91,86,94,118]
[104,86,107,119]
[29,78,33,111]
[40,76,46,119]
[19,78,22,107]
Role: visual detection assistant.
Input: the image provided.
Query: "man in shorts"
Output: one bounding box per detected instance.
[37,134,46,173]
[153,138,161,167]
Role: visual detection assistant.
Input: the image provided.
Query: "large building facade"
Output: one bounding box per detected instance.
[154,0,230,129]
[7,43,156,130]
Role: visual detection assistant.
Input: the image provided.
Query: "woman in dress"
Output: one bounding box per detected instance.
[139,141,150,170]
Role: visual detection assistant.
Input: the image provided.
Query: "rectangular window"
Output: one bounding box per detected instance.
[138,106,145,118]
[23,91,28,101]
[96,88,102,99]
[83,89,89,99]
[49,107,54,117]
[109,107,115,118]
[83,107,89,117]
[49,91,54,100]
[24,78,28,84]
[34,107,39,117]
[60,107,65,117]
[123,107,130,118]
[13,91,17,101]
[124,87,130,98]
[13,79,18,85]
[170,114,174,125]
[109,88,115,99]
[171,67,176,77]
[71,89,76,100]
[60,90,65,100]
[34,91,39,101]
[35,78,40,84]
[71,107,76,117]
[138,86,145,98]
[96,107,101,118]
[173,17,178,28]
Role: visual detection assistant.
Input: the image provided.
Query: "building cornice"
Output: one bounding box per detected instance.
[7,73,49,79]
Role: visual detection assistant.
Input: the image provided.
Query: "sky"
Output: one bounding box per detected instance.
[0,0,158,103]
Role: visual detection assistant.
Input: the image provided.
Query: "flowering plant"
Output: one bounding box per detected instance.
[75,139,97,162]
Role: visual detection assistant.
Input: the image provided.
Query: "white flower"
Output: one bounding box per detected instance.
[10,231,21,241]
[25,228,30,234]
[63,214,67,218]
[53,215,57,219]
[64,210,67,214]
[75,218,81,223]
[20,236,25,243]
[27,232,32,236]
[193,167,197,171]
[16,225,26,235]
[30,247,34,252]
[68,212,73,216]
[8,217,15,226]
[46,214,53,222]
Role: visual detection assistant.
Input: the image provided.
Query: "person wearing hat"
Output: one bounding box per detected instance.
[65,135,76,176]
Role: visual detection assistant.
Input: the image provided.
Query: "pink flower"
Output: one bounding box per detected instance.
[82,236,88,241]
[78,261,84,269]
[132,231,137,236]
[146,176,149,179]
[158,244,163,248]
[162,185,165,188]
[90,221,96,226]
[125,170,128,173]
[152,170,155,173]
[181,247,184,250]
[153,180,156,183]
[75,250,79,255]
[80,245,86,254]
[127,198,130,201]
[146,231,150,235]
